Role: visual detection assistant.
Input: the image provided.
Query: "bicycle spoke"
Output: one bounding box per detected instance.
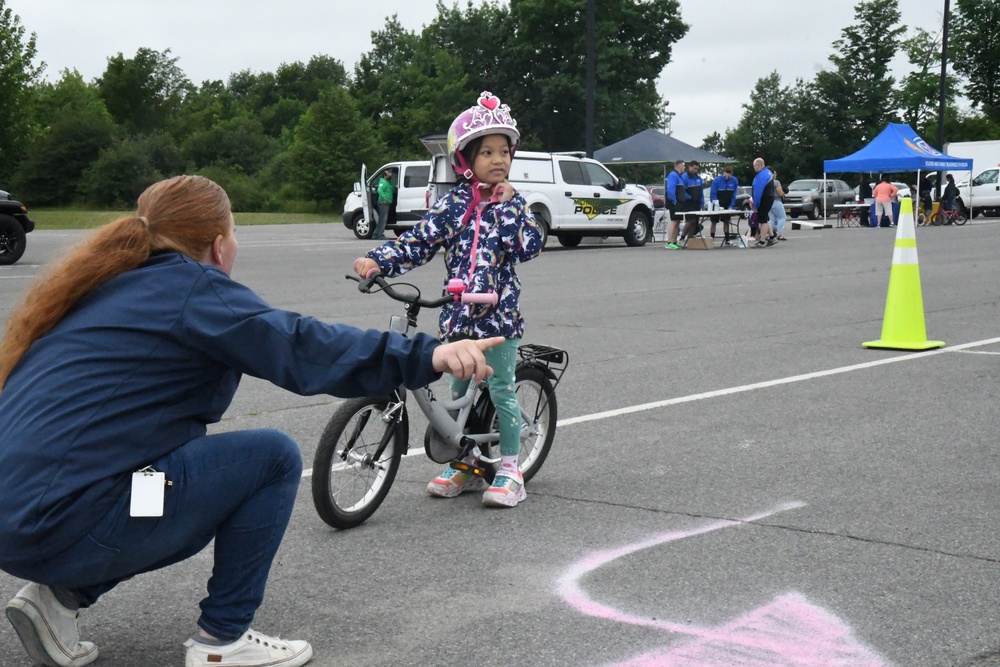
[328,406,396,512]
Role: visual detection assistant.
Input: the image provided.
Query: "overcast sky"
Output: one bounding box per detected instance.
[10,0,948,148]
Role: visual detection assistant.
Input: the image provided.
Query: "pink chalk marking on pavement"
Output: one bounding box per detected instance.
[556,501,893,667]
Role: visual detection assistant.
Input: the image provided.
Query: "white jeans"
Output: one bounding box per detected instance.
[875,200,894,224]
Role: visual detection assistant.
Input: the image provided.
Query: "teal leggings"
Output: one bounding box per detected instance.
[450,338,520,456]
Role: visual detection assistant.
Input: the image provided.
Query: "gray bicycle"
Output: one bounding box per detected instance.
[311,273,567,529]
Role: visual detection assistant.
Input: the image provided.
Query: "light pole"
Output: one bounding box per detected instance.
[585,0,596,157]
[936,0,950,197]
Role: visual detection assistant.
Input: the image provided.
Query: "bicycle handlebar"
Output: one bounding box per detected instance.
[347,273,498,307]
[459,292,499,305]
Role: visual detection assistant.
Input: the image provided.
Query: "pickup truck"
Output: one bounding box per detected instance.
[782,178,855,219]
[956,167,1000,217]
[420,135,655,248]
[0,189,34,264]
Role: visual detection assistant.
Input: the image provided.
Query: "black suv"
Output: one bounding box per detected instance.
[0,189,34,264]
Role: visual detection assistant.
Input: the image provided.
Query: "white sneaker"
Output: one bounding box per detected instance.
[184,629,313,667]
[5,583,98,667]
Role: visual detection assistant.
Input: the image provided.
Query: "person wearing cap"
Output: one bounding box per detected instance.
[354,91,543,508]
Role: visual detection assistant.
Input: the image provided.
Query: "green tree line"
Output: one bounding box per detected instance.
[0,0,685,211]
[719,0,1000,185]
[1,0,997,211]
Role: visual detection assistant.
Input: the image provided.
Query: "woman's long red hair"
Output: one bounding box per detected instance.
[0,175,232,387]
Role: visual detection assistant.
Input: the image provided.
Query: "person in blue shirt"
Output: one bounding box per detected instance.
[751,157,778,247]
[0,175,500,667]
[663,159,686,249]
[709,166,739,243]
[678,161,706,243]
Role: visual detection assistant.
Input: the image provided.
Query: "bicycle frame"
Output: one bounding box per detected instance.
[345,274,566,465]
[312,274,567,529]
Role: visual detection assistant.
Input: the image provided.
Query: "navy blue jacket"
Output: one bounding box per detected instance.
[0,252,441,562]
[710,174,739,206]
[753,169,775,211]
[682,173,705,209]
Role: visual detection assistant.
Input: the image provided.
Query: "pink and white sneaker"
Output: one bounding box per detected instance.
[482,468,526,508]
[426,465,488,498]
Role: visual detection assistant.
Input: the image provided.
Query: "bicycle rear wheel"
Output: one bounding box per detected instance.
[953,211,967,225]
[311,397,404,529]
[478,366,557,484]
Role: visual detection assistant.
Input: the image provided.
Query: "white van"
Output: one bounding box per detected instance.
[343,160,430,239]
[420,135,654,247]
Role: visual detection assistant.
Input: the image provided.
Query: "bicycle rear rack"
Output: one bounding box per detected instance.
[518,343,568,390]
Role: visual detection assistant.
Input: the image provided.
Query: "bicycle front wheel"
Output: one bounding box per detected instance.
[480,366,557,484]
[930,211,944,226]
[311,397,404,529]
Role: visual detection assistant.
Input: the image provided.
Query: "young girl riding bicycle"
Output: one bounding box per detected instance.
[354,91,543,508]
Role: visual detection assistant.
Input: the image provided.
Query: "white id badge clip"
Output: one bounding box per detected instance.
[130,466,166,517]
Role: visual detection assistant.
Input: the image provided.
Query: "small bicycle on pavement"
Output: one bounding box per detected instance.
[930,207,967,226]
[311,273,568,529]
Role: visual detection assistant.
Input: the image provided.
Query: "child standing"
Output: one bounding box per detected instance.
[354,91,543,508]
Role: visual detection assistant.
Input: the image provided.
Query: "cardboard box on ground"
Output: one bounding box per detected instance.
[685,237,713,250]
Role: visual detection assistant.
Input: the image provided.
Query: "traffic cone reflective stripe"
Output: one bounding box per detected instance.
[863,197,944,351]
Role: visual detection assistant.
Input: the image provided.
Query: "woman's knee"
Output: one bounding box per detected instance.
[245,429,303,478]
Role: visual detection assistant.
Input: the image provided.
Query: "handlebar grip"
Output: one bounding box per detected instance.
[460,292,498,305]
[364,267,380,279]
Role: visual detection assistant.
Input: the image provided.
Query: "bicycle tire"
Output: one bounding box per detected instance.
[953,212,967,225]
[478,365,557,484]
[312,397,404,529]
[930,211,944,226]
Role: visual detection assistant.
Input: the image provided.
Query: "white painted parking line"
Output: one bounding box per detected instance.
[559,336,1000,426]
[301,336,1000,478]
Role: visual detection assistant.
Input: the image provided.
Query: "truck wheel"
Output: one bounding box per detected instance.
[0,215,27,265]
[353,215,374,240]
[533,213,550,249]
[348,210,363,230]
[556,233,581,248]
[624,209,650,247]
[808,202,820,220]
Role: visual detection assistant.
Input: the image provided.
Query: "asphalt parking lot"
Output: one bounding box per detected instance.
[1,215,999,667]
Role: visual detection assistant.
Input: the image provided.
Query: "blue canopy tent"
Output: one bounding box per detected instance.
[822,123,974,218]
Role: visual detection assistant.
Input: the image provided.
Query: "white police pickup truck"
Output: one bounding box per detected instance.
[420,135,655,248]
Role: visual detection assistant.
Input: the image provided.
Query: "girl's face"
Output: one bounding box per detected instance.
[472,134,512,185]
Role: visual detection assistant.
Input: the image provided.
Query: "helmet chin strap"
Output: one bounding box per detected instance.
[451,152,505,290]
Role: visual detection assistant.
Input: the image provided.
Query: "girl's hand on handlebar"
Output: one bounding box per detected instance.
[353,257,379,278]
[432,337,504,382]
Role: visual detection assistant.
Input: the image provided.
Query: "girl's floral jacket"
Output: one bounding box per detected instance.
[365,182,543,340]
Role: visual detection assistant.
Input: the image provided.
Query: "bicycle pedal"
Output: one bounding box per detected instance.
[451,460,488,478]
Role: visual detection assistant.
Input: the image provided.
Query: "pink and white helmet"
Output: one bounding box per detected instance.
[447,91,520,178]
